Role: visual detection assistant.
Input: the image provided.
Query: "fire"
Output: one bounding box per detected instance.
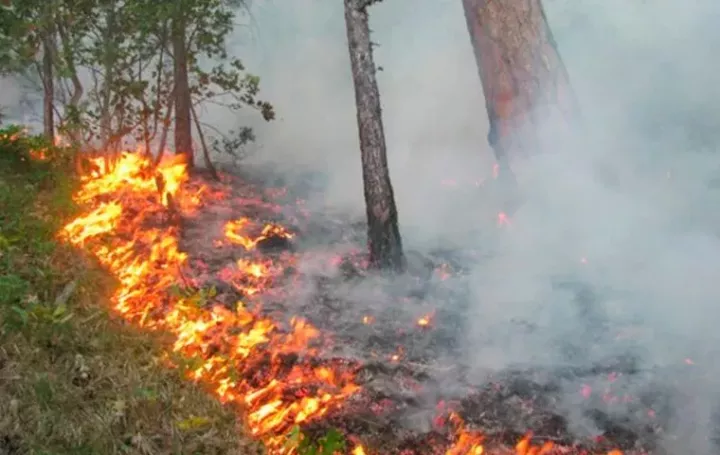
[497,211,511,227]
[59,152,358,453]
[57,150,626,454]
[224,217,293,250]
[416,311,434,327]
[445,413,484,455]
[445,413,621,455]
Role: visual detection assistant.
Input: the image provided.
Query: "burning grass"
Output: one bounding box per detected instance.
[0,130,259,454]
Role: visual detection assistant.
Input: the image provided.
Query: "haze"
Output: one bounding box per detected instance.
[4,0,720,451]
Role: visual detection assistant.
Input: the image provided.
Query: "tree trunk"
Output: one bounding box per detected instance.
[190,101,219,180]
[154,89,175,166]
[344,0,405,272]
[55,20,84,145]
[462,0,578,170]
[41,30,54,140]
[99,4,117,151]
[171,9,193,168]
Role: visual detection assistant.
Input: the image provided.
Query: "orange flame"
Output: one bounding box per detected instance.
[417,311,435,327]
[59,153,357,453]
[224,217,293,250]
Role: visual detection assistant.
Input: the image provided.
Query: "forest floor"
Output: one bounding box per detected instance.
[0,135,262,454]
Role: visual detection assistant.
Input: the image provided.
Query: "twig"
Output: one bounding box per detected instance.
[53,279,78,307]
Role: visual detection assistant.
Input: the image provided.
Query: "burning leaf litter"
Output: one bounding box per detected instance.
[58,151,626,454]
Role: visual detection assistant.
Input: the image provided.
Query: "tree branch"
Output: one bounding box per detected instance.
[352,0,383,10]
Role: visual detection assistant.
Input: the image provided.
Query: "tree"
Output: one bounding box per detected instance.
[129,0,274,172]
[40,3,53,140]
[0,0,273,172]
[344,0,405,271]
[170,0,193,168]
[0,0,59,140]
[462,0,579,174]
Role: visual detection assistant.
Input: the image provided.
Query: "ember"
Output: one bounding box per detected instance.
[59,152,641,454]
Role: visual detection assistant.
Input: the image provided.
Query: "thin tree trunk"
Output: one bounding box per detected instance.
[462,0,578,169]
[55,20,84,146]
[190,102,219,180]
[344,0,405,271]
[171,8,194,169]
[41,30,54,140]
[99,4,117,151]
[154,90,175,166]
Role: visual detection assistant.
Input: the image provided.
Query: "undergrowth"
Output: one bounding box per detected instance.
[0,126,260,455]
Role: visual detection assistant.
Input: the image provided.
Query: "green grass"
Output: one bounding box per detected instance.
[0,127,262,455]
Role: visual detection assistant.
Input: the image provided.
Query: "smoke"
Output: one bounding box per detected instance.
[4,0,720,450]
[222,0,720,451]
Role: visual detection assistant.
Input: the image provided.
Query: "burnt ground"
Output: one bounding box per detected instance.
[176,169,715,454]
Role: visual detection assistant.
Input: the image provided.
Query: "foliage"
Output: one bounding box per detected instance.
[0,124,75,175]
[211,126,255,162]
[0,0,273,160]
[0,124,259,453]
[285,425,347,455]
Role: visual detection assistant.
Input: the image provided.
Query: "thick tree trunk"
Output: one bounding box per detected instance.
[462,0,578,169]
[344,0,405,271]
[41,32,54,140]
[172,11,194,168]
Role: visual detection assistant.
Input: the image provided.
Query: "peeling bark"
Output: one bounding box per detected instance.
[462,0,579,169]
[344,0,405,271]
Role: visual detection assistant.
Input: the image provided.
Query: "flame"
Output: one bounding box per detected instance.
[497,211,511,227]
[58,150,626,454]
[416,311,435,327]
[445,414,621,455]
[59,152,358,452]
[224,217,293,250]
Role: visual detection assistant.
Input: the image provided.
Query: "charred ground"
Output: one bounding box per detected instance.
[171,165,702,454]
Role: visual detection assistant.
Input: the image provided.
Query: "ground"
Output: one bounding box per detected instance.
[0,131,262,455]
[0,128,663,455]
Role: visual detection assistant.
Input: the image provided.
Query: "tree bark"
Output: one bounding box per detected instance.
[462,0,578,169]
[344,0,405,272]
[171,8,194,169]
[41,28,54,140]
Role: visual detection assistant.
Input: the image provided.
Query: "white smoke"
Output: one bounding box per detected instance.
[4,0,720,450]
[228,1,720,451]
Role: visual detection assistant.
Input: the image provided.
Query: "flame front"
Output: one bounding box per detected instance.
[60,153,358,452]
